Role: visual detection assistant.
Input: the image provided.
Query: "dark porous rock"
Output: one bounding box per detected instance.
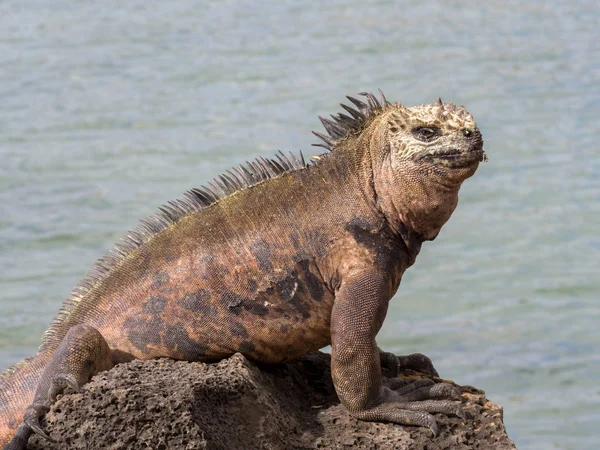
[28,352,516,450]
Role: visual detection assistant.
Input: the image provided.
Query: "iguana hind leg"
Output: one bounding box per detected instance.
[5,324,113,450]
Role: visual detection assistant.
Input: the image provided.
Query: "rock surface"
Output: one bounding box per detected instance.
[29,352,516,450]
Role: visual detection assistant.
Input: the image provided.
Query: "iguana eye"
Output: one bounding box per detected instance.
[412,126,441,142]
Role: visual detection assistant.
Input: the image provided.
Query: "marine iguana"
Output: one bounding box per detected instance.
[0,91,485,449]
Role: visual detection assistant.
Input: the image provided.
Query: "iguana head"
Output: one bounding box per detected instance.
[382,98,485,181]
[313,92,486,240]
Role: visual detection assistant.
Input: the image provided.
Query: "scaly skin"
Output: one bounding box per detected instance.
[0,92,485,448]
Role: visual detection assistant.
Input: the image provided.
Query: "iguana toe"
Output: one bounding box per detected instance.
[379,348,400,377]
[400,399,465,420]
[22,403,54,443]
[353,404,440,434]
[428,383,461,401]
[24,418,55,443]
[387,381,461,403]
[54,372,82,393]
[384,377,435,391]
[430,421,440,438]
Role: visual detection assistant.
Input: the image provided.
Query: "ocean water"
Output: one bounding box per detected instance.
[0,1,598,448]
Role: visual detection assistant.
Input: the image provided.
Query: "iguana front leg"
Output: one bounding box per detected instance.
[5,324,113,450]
[331,271,463,436]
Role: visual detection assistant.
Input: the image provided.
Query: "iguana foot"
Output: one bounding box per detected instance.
[5,324,113,449]
[21,373,82,442]
[379,350,439,378]
[396,353,439,378]
[23,403,54,442]
[352,384,465,437]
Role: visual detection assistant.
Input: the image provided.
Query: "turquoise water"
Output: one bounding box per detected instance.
[1,1,598,448]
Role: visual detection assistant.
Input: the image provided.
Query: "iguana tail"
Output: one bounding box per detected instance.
[0,353,48,448]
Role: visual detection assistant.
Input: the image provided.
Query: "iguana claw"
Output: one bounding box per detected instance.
[430,421,440,438]
[24,417,55,443]
[21,402,54,444]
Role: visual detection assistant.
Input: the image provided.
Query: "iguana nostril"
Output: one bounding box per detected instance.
[462,129,472,137]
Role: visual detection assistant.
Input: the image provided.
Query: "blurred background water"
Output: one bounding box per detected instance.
[0,1,598,448]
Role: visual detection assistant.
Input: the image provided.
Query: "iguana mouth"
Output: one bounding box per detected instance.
[420,147,479,162]
[435,149,462,160]
[427,146,486,167]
